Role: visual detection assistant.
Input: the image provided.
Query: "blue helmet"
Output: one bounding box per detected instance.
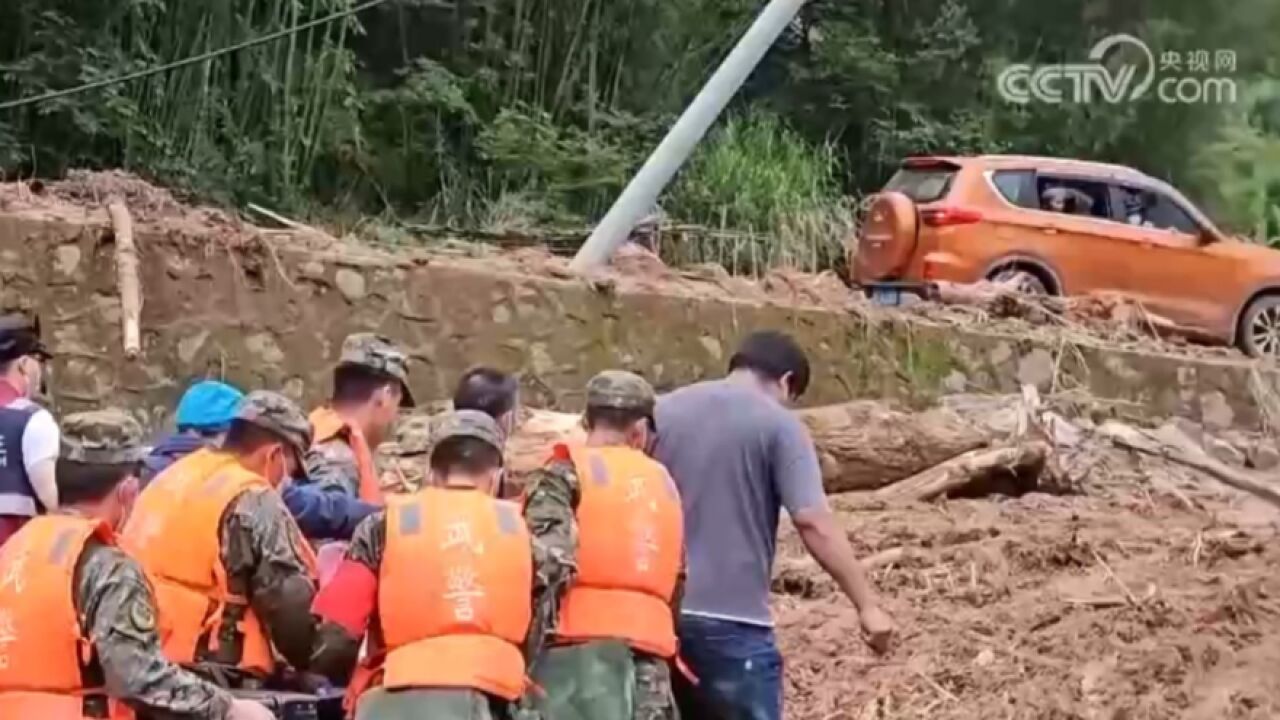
[175,380,245,433]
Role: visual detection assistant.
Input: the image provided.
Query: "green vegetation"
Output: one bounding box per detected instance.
[666,111,852,273]
[3,0,1280,257]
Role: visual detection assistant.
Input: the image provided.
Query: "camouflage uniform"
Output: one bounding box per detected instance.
[304,440,362,497]
[217,391,319,679]
[376,413,435,493]
[523,371,684,720]
[311,412,547,720]
[61,409,235,718]
[305,333,415,497]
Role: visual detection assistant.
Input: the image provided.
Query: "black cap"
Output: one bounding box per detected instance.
[0,313,49,363]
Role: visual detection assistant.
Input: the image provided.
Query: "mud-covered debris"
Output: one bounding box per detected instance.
[0,169,243,239]
[913,280,1236,359]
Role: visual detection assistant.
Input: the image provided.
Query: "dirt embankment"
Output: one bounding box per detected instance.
[0,171,1243,359]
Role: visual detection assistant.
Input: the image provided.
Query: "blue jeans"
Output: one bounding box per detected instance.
[674,615,783,720]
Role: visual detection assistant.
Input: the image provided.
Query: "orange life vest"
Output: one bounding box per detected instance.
[371,487,532,703]
[120,448,318,676]
[310,407,384,504]
[0,514,135,719]
[556,445,684,658]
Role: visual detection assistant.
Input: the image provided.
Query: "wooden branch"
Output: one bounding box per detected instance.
[1090,547,1140,606]
[1098,421,1280,510]
[246,203,337,243]
[107,201,141,360]
[502,405,995,494]
[870,442,1050,504]
[862,546,905,570]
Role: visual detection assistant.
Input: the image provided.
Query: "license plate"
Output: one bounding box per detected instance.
[870,287,904,306]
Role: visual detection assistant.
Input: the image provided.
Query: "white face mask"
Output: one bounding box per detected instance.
[268,447,295,488]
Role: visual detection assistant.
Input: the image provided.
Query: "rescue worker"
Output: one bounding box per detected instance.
[376,367,520,493]
[121,390,319,687]
[306,333,416,503]
[454,366,521,438]
[310,411,540,720]
[523,370,685,720]
[141,379,377,540]
[0,312,59,546]
[141,379,245,485]
[0,408,274,720]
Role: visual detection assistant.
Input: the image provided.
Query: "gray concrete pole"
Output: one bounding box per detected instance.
[569,0,809,273]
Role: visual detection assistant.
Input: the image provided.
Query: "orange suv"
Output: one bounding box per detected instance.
[853,155,1280,358]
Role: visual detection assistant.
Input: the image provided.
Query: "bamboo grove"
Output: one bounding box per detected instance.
[3,0,1280,259]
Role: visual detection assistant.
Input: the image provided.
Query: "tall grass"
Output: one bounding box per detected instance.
[0,0,360,205]
[664,110,853,274]
[0,0,850,276]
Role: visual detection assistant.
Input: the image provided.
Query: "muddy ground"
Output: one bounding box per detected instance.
[776,462,1280,719]
[492,403,1280,719]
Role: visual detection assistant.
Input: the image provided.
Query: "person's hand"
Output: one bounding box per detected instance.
[859,605,896,654]
[227,698,276,720]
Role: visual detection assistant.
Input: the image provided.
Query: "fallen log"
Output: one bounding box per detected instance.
[496,402,992,494]
[1098,421,1280,510]
[799,401,990,492]
[870,442,1051,504]
[107,201,141,359]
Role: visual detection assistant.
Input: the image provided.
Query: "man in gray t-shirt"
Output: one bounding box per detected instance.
[655,331,895,720]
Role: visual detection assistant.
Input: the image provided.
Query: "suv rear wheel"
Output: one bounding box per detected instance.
[990,268,1050,295]
[1239,294,1280,359]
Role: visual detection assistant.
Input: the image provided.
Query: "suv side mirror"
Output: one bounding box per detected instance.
[1200,229,1221,245]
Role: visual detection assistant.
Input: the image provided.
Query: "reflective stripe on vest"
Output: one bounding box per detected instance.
[558,445,683,658]
[120,449,318,676]
[0,514,135,719]
[376,488,532,701]
[309,407,383,504]
[0,398,41,518]
[0,691,134,720]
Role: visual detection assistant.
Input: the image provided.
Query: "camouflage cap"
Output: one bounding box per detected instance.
[585,370,656,414]
[236,390,313,462]
[431,410,505,459]
[338,333,416,408]
[61,409,147,465]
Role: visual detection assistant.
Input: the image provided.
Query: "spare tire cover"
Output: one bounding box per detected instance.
[855,191,918,282]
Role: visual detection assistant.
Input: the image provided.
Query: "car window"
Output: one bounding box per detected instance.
[884,167,956,203]
[1116,186,1200,234]
[1036,176,1111,219]
[990,170,1038,209]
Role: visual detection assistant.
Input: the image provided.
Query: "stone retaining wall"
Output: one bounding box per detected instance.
[1,213,1272,431]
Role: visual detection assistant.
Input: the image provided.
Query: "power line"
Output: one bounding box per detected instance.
[0,0,391,112]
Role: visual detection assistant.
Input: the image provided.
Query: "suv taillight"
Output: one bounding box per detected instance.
[919,206,983,227]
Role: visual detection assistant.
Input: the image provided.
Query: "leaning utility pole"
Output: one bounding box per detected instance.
[569,0,809,273]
